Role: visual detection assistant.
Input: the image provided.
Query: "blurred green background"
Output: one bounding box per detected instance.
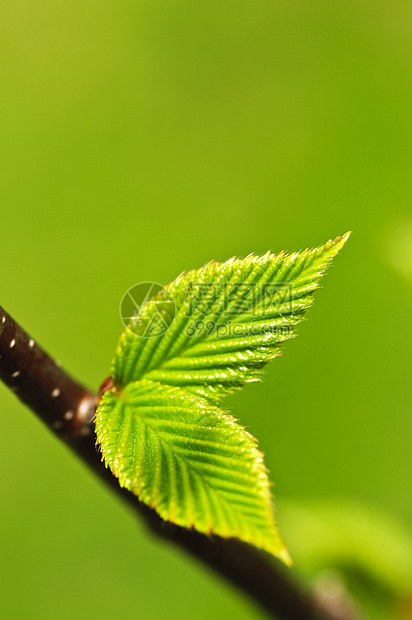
[1,1,412,618]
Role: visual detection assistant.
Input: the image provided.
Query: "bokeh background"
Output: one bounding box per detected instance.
[1,1,412,618]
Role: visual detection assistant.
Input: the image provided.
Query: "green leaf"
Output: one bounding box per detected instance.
[112,233,350,403]
[97,235,349,561]
[95,379,291,563]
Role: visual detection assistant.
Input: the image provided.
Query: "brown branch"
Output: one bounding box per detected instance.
[0,306,96,438]
[0,305,357,620]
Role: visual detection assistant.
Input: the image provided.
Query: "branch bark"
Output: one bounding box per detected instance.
[0,305,357,620]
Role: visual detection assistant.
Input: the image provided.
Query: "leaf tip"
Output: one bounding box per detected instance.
[278,546,293,567]
[317,231,352,265]
[332,230,352,251]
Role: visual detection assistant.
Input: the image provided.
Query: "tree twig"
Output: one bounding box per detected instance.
[0,305,357,620]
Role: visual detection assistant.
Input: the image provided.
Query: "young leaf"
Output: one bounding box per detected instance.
[97,234,349,562]
[95,379,291,563]
[113,233,350,403]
